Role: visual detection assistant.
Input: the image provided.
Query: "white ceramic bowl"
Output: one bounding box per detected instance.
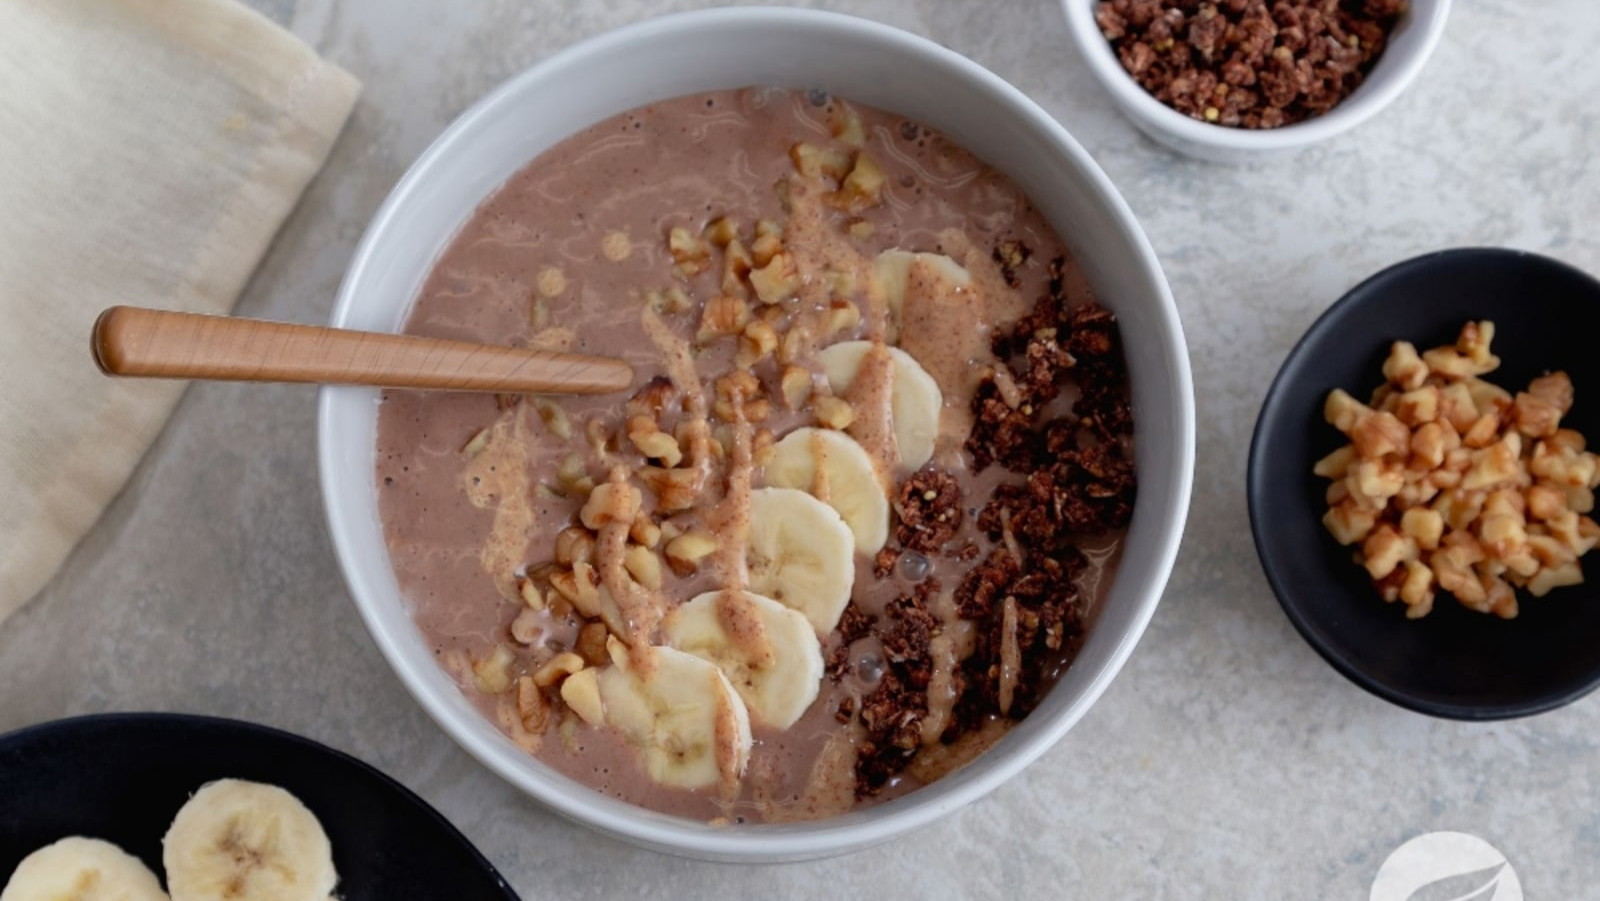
[1061,0,1452,162]
[319,7,1194,862]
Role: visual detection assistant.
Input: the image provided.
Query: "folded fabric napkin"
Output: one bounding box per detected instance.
[0,0,359,625]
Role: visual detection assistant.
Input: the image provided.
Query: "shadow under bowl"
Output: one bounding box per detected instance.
[1249,247,1600,720]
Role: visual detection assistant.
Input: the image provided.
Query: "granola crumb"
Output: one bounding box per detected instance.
[894,467,963,554]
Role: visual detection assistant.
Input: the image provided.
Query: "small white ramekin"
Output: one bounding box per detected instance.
[1061,0,1452,162]
[319,7,1194,862]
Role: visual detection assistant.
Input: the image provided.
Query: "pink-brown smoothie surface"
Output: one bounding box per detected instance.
[376,88,1135,822]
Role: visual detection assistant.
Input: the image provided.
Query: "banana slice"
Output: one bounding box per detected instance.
[1,837,168,901]
[745,487,856,632]
[560,639,752,790]
[763,427,889,555]
[816,341,943,471]
[664,590,824,729]
[163,780,336,901]
[873,249,971,325]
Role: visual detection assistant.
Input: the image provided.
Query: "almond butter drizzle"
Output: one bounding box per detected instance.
[464,403,535,600]
[750,728,858,822]
[998,595,1021,717]
[920,632,958,744]
[808,427,833,503]
[593,466,662,675]
[767,150,994,746]
[920,588,974,744]
[895,234,1006,448]
[999,507,1025,567]
[844,341,900,477]
[711,668,746,794]
[707,399,776,668]
[716,590,775,670]
[709,401,753,590]
[782,164,874,322]
[905,718,1011,785]
[780,144,907,482]
[626,305,727,675]
[641,305,715,493]
[496,690,544,754]
[990,364,1023,410]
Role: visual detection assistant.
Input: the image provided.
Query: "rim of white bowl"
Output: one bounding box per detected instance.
[320,6,1194,860]
[1060,0,1454,153]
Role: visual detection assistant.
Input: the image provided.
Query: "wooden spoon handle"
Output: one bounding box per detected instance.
[91,306,633,395]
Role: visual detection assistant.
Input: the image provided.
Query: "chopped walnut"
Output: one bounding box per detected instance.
[622,543,664,591]
[698,294,751,342]
[471,643,516,694]
[703,216,738,247]
[664,529,719,576]
[1316,319,1600,618]
[629,514,661,549]
[626,376,676,420]
[554,526,596,567]
[749,233,782,269]
[812,395,855,431]
[737,320,779,366]
[750,252,800,305]
[829,105,866,147]
[640,465,703,512]
[826,300,862,337]
[992,239,1032,289]
[828,153,885,213]
[579,482,641,531]
[574,622,610,667]
[531,397,573,441]
[515,676,550,735]
[532,652,585,688]
[627,416,683,467]
[789,142,852,180]
[667,226,711,278]
[721,239,755,296]
[779,365,813,410]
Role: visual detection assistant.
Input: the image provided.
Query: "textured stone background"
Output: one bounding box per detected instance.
[3,0,1597,897]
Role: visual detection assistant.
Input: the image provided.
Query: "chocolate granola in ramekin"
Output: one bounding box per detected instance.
[1095,0,1406,129]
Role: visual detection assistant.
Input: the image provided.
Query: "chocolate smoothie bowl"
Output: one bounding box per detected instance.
[321,9,1192,860]
[379,86,1137,820]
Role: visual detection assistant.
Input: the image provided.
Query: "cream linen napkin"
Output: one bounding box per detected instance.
[0,0,359,624]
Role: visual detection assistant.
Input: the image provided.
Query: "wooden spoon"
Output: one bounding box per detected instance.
[91,306,633,395]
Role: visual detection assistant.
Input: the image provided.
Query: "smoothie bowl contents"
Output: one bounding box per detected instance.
[1093,0,1405,129]
[1316,320,1600,620]
[375,88,1136,822]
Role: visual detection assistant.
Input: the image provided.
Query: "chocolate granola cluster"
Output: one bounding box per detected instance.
[957,272,1136,723]
[1095,0,1405,129]
[893,468,964,554]
[853,584,943,793]
[835,254,1137,798]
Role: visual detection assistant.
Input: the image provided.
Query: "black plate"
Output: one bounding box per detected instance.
[1248,247,1600,720]
[0,713,519,899]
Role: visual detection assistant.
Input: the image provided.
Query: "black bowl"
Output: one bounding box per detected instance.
[1248,247,1600,720]
[0,713,519,900]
